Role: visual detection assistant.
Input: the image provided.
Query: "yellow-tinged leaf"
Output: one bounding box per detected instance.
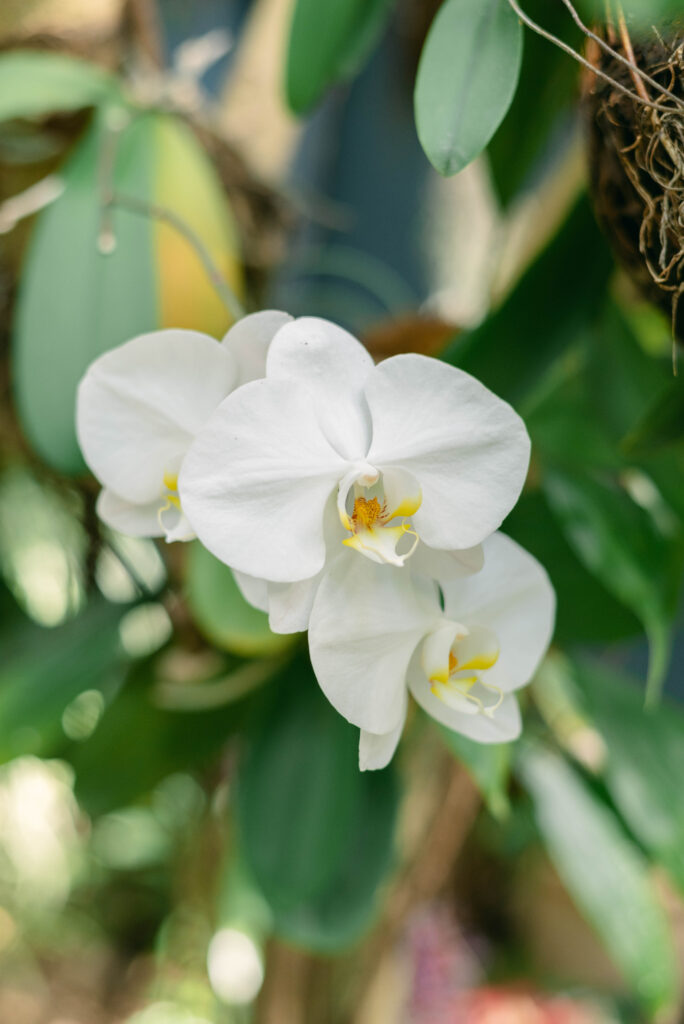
[153,115,244,337]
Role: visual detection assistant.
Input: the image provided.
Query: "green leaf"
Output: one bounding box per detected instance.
[13,107,157,472]
[238,656,361,908]
[518,743,678,1017]
[572,657,684,899]
[543,467,682,704]
[69,659,252,816]
[415,0,523,177]
[185,542,293,658]
[272,766,398,952]
[443,197,613,406]
[624,383,684,457]
[487,0,581,205]
[238,655,398,949]
[285,0,394,114]
[0,599,126,765]
[0,50,120,122]
[504,492,641,645]
[437,722,510,819]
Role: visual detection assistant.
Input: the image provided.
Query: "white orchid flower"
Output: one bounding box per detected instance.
[308,532,556,770]
[180,317,530,629]
[76,311,291,542]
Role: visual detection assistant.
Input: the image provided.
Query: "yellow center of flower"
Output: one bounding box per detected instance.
[430,636,503,718]
[340,478,422,568]
[351,496,384,529]
[162,472,181,510]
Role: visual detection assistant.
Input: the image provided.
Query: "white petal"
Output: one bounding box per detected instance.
[365,354,530,550]
[421,620,467,683]
[267,574,322,634]
[411,543,484,586]
[441,532,555,692]
[77,330,236,504]
[233,571,269,613]
[96,488,164,538]
[266,317,374,461]
[308,552,438,733]
[359,692,407,771]
[409,657,522,742]
[179,380,347,583]
[222,310,292,386]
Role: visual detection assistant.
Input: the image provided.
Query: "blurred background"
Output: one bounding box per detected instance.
[0,0,683,1021]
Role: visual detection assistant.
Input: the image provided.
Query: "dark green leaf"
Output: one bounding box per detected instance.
[186,542,293,658]
[13,108,157,472]
[573,657,684,898]
[0,50,120,122]
[0,600,126,765]
[415,0,522,177]
[518,742,678,1017]
[543,466,682,702]
[443,196,613,406]
[238,656,362,909]
[487,0,581,206]
[273,765,398,951]
[285,0,394,114]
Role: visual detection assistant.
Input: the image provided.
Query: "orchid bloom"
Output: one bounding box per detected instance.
[180,317,530,631]
[308,533,555,770]
[76,311,291,542]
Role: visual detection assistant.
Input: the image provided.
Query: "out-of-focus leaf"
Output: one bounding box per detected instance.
[544,467,682,703]
[186,542,292,659]
[578,0,681,22]
[273,765,398,951]
[0,599,126,765]
[285,0,394,114]
[504,493,640,645]
[13,108,156,473]
[13,109,243,474]
[415,0,522,177]
[437,722,511,819]
[238,656,361,908]
[443,197,612,405]
[518,742,679,1017]
[0,50,120,122]
[238,656,399,949]
[624,384,684,457]
[69,659,252,815]
[572,657,684,897]
[487,0,580,205]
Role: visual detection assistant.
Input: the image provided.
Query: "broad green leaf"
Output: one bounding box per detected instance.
[238,660,399,951]
[443,197,612,406]
[238,657,362,910]
[0,50,120,122]
[272,765,398,951]
[572,657,684,898]
[504,493,640,645]
[543,467,682,703]
[13,109,243,474]
[624,383,684,457]
[518,743,678,1017]
[437,722,511,819]
[415,0,523,176]
[69,659,252,816]
[285,0,394,114]
[13,107,157,473]
[186,542,292,659]
[579,0,681,22]
[0,599,126,765]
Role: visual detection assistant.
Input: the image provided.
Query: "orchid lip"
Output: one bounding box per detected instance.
[337,465,422,566]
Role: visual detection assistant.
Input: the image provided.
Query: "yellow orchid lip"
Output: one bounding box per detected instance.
[338,471,423,566]
[426,626,503,718]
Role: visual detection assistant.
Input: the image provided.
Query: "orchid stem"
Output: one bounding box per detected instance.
[97,107,245,323]
[505,0,669,112]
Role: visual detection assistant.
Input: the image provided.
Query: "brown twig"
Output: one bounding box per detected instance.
[616,5,651,103]
[126,0,166,71]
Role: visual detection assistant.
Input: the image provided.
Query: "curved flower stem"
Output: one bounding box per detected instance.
[97,106,245,322]
[108,190,246,321]
[558,0,682,108]
[505,0,667,112]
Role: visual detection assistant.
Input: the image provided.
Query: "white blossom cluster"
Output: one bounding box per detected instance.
[77,312,555,769]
